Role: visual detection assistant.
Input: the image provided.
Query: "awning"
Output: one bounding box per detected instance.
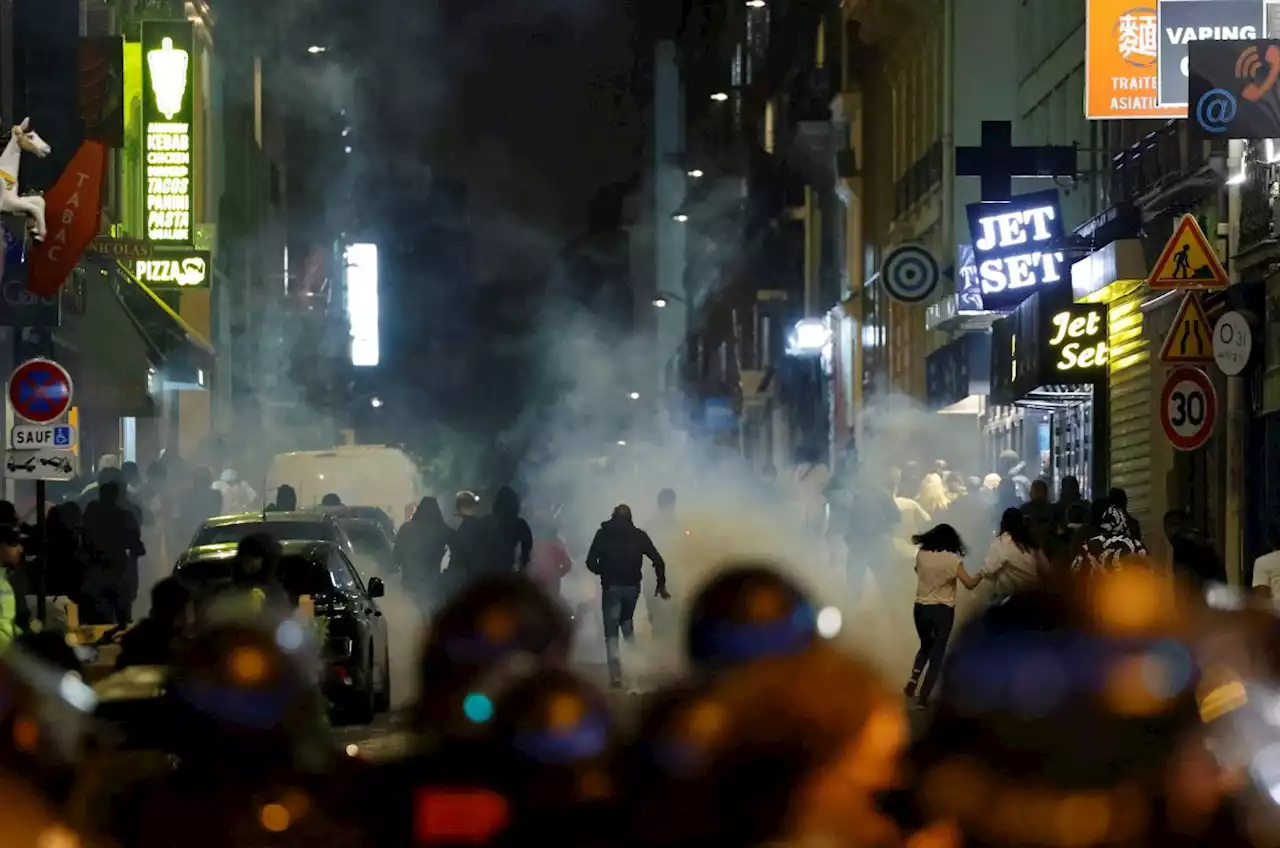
[57,265,154,417]
[112,260,214,391]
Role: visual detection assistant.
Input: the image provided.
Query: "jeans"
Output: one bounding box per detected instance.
[601,584,641,684]
[908,603,955,702]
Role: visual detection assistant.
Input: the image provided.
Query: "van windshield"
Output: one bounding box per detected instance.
[192,521,332,547]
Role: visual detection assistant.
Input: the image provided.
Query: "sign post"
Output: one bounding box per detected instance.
[881,244,940,304]
[1158,291,1215,365]
[1213,311,1253,376]
[1160,366,1218,451]
[1146,214,1229,290]
[7,357,75,626]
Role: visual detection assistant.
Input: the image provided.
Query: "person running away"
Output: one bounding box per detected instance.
[586,504,668,688]
[485,485,533,574]
[394,496,451,615]
[905,523,981,709]
[444,490,487,598]
[527,509,573,600]
[976,507,1046,598]
[1071,505,1149,575]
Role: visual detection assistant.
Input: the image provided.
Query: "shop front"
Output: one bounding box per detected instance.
[988,289,1109,498]
[925,331,991,470]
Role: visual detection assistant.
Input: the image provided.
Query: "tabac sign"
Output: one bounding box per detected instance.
[141,21,194,246]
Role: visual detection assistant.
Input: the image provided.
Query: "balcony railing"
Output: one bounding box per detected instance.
[1238,157,1280,256]
[894,141,942,218]
[1108,122,1222,211]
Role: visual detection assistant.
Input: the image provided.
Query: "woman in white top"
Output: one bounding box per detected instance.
[905,523,981,708]
[978,507,1048,598]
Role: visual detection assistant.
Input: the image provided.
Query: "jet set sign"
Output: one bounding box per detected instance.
[134,252,209,288]
[964,189,1066,312]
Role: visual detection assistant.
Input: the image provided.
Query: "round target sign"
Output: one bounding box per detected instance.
[882,244,940,304]
[1160,366,1217,452]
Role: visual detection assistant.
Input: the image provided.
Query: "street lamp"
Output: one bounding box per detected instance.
[746,0,766,7]
[652,290,686,308]
[710,92,729,102]
[616,440,628,447]
[672,213,689,223]
[370,396,384,408]
[786,318,831,357]
[687,169,704,178]
[628,391,641,400]
[307,45,327,54]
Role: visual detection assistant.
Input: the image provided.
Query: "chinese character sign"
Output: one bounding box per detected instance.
[141,21,194,245]
[1086,0,1187,118]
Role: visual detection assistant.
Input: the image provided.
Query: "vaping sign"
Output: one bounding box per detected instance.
[1157,0,1264,107]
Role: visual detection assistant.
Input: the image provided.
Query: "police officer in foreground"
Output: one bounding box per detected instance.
[908,579,1247,848]
[684,562,821,675]
[109,607,369,847]
[352,574,575,846]
[0,644,116,846]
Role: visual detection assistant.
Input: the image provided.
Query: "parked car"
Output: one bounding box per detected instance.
[183,511,356,562]
[333,517,396,579]
[173,539,390,723]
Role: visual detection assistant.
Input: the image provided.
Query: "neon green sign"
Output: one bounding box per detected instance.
[147,38,189,120]
[142,23,194,245]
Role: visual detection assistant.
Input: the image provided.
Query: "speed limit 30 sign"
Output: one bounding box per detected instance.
[1160,366,1218,452]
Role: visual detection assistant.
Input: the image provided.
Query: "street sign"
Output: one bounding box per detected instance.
[11,424,74,450]
[5,447,75,481]
[1158,292,1214,365]
[1160,366,1218,452]
[1214,311,1253,376]
[1147,214,1228,290]
[882,244,941,304]
[7,359,73,424]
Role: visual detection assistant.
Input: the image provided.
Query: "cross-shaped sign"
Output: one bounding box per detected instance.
[955,121,1077,202]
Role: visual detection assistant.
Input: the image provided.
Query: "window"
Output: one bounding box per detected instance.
[191,520,330,547]
[327,550,365,594]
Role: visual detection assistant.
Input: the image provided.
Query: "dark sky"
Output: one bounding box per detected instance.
[359,0,650,278]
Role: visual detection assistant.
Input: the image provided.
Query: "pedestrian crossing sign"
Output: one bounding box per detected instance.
[1147,214,1228,291]
[1159,292,1214,365]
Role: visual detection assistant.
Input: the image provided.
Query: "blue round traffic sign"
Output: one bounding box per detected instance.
[8,358,72,424]
[883,244,940,304]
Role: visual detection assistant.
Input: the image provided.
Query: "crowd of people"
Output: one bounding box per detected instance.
[5,538,1280,847]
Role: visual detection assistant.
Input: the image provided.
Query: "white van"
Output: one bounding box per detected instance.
[267,446,428,530]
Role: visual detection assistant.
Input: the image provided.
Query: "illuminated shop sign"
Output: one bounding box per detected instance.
[141,21,194,246]
[1048,307,1109,372]
[965,189,1066,311]
[134,251,209,287]
[990,294,1108,406]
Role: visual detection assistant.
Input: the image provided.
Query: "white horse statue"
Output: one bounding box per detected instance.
[0,118,51,242]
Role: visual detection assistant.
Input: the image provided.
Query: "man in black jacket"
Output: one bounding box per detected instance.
[586,504,668,688]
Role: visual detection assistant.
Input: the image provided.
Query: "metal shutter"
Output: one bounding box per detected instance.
[1108,287,1153,527]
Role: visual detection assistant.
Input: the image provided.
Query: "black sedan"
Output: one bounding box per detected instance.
[173,539,391,724]
[185,511,357,561]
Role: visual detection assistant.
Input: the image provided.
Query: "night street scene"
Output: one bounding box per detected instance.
[8,0,1280,844]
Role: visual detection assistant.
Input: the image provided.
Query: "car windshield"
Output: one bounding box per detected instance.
[177,554,333,599]
[341,521,390,557]
[191,521,331,547]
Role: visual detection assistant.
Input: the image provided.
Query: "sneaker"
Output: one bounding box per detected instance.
[903,679,918,698]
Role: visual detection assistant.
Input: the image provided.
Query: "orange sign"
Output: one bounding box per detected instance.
[1147,214,1228,291]
[1086,0,1186,120]
[27,140,107,296]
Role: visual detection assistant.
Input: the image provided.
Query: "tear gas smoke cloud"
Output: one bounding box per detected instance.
[511,299,1005,682]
